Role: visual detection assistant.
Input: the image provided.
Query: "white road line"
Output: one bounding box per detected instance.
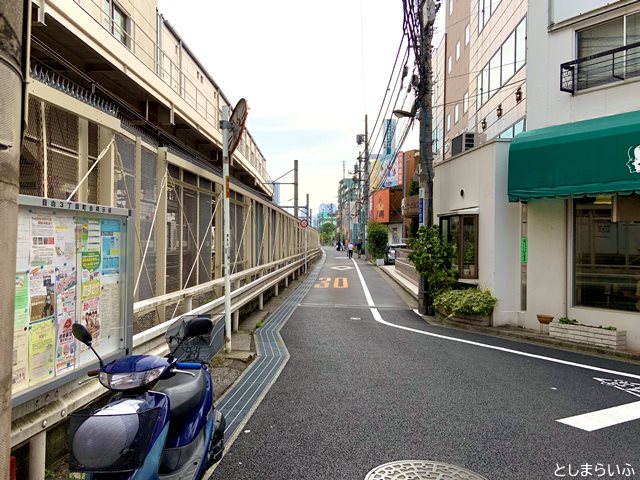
[350,259,640,381]
[557,401,640,431]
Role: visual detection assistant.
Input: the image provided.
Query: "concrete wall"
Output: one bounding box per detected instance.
[434,140,520,324]
[524,199,566,328]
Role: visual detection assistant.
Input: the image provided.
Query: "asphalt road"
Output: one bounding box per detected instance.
[211,246,640,480]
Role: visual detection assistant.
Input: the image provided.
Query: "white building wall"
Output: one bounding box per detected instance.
[528,0,640,129]
[434,140,520,324]
[523,0,640,349]
[524,200,566,327]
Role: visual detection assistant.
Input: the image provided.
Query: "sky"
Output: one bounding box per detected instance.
[157,0,422,216]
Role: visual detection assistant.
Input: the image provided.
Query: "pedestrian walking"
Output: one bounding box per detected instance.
[347,241,354,259]
[356,239,363,259]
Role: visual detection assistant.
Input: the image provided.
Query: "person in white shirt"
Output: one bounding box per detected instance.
[347,241,354,259]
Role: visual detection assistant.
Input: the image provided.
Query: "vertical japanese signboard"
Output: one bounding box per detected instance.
[12,195,133,404]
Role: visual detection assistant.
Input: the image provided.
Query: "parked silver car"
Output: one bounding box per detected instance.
[384,243,407,265]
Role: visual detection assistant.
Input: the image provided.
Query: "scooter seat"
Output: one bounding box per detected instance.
[154,369,205,420]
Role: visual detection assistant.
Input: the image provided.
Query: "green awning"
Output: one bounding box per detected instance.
[508,110,640,202]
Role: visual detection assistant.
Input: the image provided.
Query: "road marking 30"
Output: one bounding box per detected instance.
[314,277,348,289]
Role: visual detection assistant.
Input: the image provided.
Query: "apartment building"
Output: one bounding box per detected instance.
[440,0,527,158]
[508,0,640,347]
[430,0,527,325]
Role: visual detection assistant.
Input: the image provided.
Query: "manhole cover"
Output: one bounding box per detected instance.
[365,461,488,480]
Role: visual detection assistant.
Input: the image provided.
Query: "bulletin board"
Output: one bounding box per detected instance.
[12,195,134,405]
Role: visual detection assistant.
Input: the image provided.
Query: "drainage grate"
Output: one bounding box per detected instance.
[365,461,489,480]
[216,252,326,443]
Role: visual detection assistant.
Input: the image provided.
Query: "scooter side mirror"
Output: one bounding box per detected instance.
[184,316,213,339]
[72,323,93,345]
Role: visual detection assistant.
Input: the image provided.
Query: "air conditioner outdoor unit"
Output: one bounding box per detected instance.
[451,132,480,157]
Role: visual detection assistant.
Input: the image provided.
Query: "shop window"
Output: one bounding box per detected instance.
[441,214,479,279]
[574,196,640,312]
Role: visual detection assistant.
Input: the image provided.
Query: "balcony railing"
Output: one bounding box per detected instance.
[560,41,640,94]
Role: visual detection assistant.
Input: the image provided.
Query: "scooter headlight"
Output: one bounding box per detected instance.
[99,366,166,390]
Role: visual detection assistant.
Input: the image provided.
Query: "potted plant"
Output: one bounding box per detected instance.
[434,288,497,327]
[367,221,388,266]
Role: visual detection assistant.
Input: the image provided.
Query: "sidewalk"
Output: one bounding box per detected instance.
[377,263,640,364]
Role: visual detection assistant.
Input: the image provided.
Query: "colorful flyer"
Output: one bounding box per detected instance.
[29,317,55,385]
[54,216,77,267]
[55,266,76,294]
[29,266,55,322]
[81,251,101,299]
[81,297,100,342]
[13,273,30,391]
[101,219,121,277]
[55,290,76,374]
[30,213,56,266]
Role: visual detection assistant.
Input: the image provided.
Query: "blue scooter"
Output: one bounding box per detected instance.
[68,315,225,479]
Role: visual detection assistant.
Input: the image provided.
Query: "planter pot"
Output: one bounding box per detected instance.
[536,314,554,325]
[549,322,627,350]
[375,258,384,266]
[435,309,492,327]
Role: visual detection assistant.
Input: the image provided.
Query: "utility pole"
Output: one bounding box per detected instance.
[0,1,28,476]
[417,0,439,314]
[363,115,369,256]
[305,193,309,272]
[293,159,299,219]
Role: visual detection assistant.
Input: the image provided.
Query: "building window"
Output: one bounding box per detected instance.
[446,113,451,132]
[574,196,640,312]
[463,91,469,113]
[448,56,452,73]
[441,214,479,279]
[465,24,470,45]
[454,104,460,123]
[479,0,502,33]
[456,41,461,60]
[577,12,640,89]
[476,17,526,107]
[450,0,454,16]
[102,0,131,47]
[498,117,526,139]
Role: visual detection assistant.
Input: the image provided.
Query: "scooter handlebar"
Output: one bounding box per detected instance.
[176,362,202,370]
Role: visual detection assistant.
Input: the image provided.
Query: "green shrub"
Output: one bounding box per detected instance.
[434,288,497,317]
[408,225,457,296]
[367,221,388,259]
[558,317,578,325]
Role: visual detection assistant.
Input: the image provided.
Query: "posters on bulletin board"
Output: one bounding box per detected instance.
[12,201,129,397]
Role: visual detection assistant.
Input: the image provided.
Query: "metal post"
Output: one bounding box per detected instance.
[28,431,46,480]
[363,115,369,256]
[305,193,309,272]
[1,1,27,477]
[222,106,232,352]
[293,159,299,219]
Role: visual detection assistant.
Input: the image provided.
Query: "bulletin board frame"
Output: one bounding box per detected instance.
[11,195,135,407]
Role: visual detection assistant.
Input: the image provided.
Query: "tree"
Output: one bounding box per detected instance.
[408,225,457,299]
[320,221,335,245]
[367,221,388,259]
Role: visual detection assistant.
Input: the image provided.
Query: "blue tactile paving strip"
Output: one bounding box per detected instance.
[215,252,325,442]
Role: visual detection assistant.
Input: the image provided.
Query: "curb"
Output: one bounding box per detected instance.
[379,265,640,365]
